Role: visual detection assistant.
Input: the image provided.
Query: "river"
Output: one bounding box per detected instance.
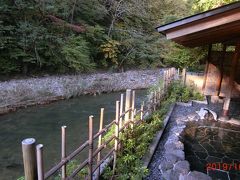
[0,90,147,180]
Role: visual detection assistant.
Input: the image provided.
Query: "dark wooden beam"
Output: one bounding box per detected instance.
[202,44,212,92]
[166,9,240,40]
[156,2,240,33]
[216,44,227,96]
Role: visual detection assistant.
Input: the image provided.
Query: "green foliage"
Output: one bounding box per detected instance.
[192,0,239,12]
[53,160,87,179]
[62,35,95,72]
[161,41,207,69]
[1,0,236,75]
[167,80,204,102]
[102,92,170,179]
[17,177,25,180]
[100,40,121,68]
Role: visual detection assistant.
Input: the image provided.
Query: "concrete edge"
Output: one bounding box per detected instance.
[142,103,176,168]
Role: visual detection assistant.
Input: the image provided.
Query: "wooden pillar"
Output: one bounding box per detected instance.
[222,42,240,118]
[61,126,67,179]
[202,44,212,92]
[22,138,37,180]
[182,68,186,85]
[125,89,131,123]
[216,44,226,96]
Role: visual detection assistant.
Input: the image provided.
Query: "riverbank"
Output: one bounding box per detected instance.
[0,69,163,115]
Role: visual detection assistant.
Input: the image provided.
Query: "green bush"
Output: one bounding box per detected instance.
[167,80,204,102]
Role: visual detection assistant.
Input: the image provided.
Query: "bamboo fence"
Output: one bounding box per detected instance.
[21,68,177,180]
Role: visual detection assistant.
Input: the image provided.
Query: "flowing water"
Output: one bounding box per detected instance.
[0,90,147,180]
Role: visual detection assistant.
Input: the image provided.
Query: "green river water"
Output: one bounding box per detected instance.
[0,90,147,180]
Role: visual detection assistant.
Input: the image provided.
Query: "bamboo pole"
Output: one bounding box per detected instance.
[150,92,154,111]
[154,91,157,111]
[182,68,186,85]
[113,101,120,176]
[140,102,144,121]
[163,70,166,92]
[158,87,161,103]
[61,126,67,179]
[88,116,94,180]
[22,138,37,180]
[125,89,131,124]
[36,144,44,180]
[131,90,135,128]
[119,94,124,130]
[97,108,104,179]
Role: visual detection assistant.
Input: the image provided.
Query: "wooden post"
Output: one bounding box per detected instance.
[177,68,180,79]
[158,87,161,103]
[216,44,227,96]
[88,116,94,180]
[131,90,135,128]
[166,70,169,87]
[154,91,157,111]
[119,94,124,129]
[97,108,104,178]
[182,68,186,85]
[113,101,120,175]
[150,92,154,111]
[36,144,44,180]
[163,70,167,92]
[158,87,161,104]
[61,126,67,179]
[202,44,212,92]
[222,42,240,118]
[125,89,131,123]
[22,138,37,180]
[140,102,144,121]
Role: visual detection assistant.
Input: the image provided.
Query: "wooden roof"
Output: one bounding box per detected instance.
[156,2,240,47]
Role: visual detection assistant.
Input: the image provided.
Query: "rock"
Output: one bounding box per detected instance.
[164,141,184,151]
[170,127,185,135]
[167,150,185,160]
[158,160,174,174]
[188,114,200,121]
[165,153,178,164]
[179,171,212,180]
[173,160,190,175]
[168,134,179,142]
[196,108,217,121]
[166,150,185,162]
[196,108,208,120]
[162,169,179,180]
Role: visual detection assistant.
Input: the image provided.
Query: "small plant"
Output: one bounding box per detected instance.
[167,80,204,102]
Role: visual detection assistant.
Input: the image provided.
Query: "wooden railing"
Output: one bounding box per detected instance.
[21,68,177,180]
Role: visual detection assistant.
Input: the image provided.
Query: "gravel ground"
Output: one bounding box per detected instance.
[145,98,240,180]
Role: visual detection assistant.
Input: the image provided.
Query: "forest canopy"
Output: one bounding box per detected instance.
[0,0,238,75]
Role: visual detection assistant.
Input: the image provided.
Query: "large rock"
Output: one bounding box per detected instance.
[166,150,185,161]
[158,160,174,174]
[162,169,179,180]
[173,160,190,175]
[165,153,179,164]
[179,171,212,180]
[164,140,184,151]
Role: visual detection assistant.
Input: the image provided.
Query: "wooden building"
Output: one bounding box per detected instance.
[156,2,240,119]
